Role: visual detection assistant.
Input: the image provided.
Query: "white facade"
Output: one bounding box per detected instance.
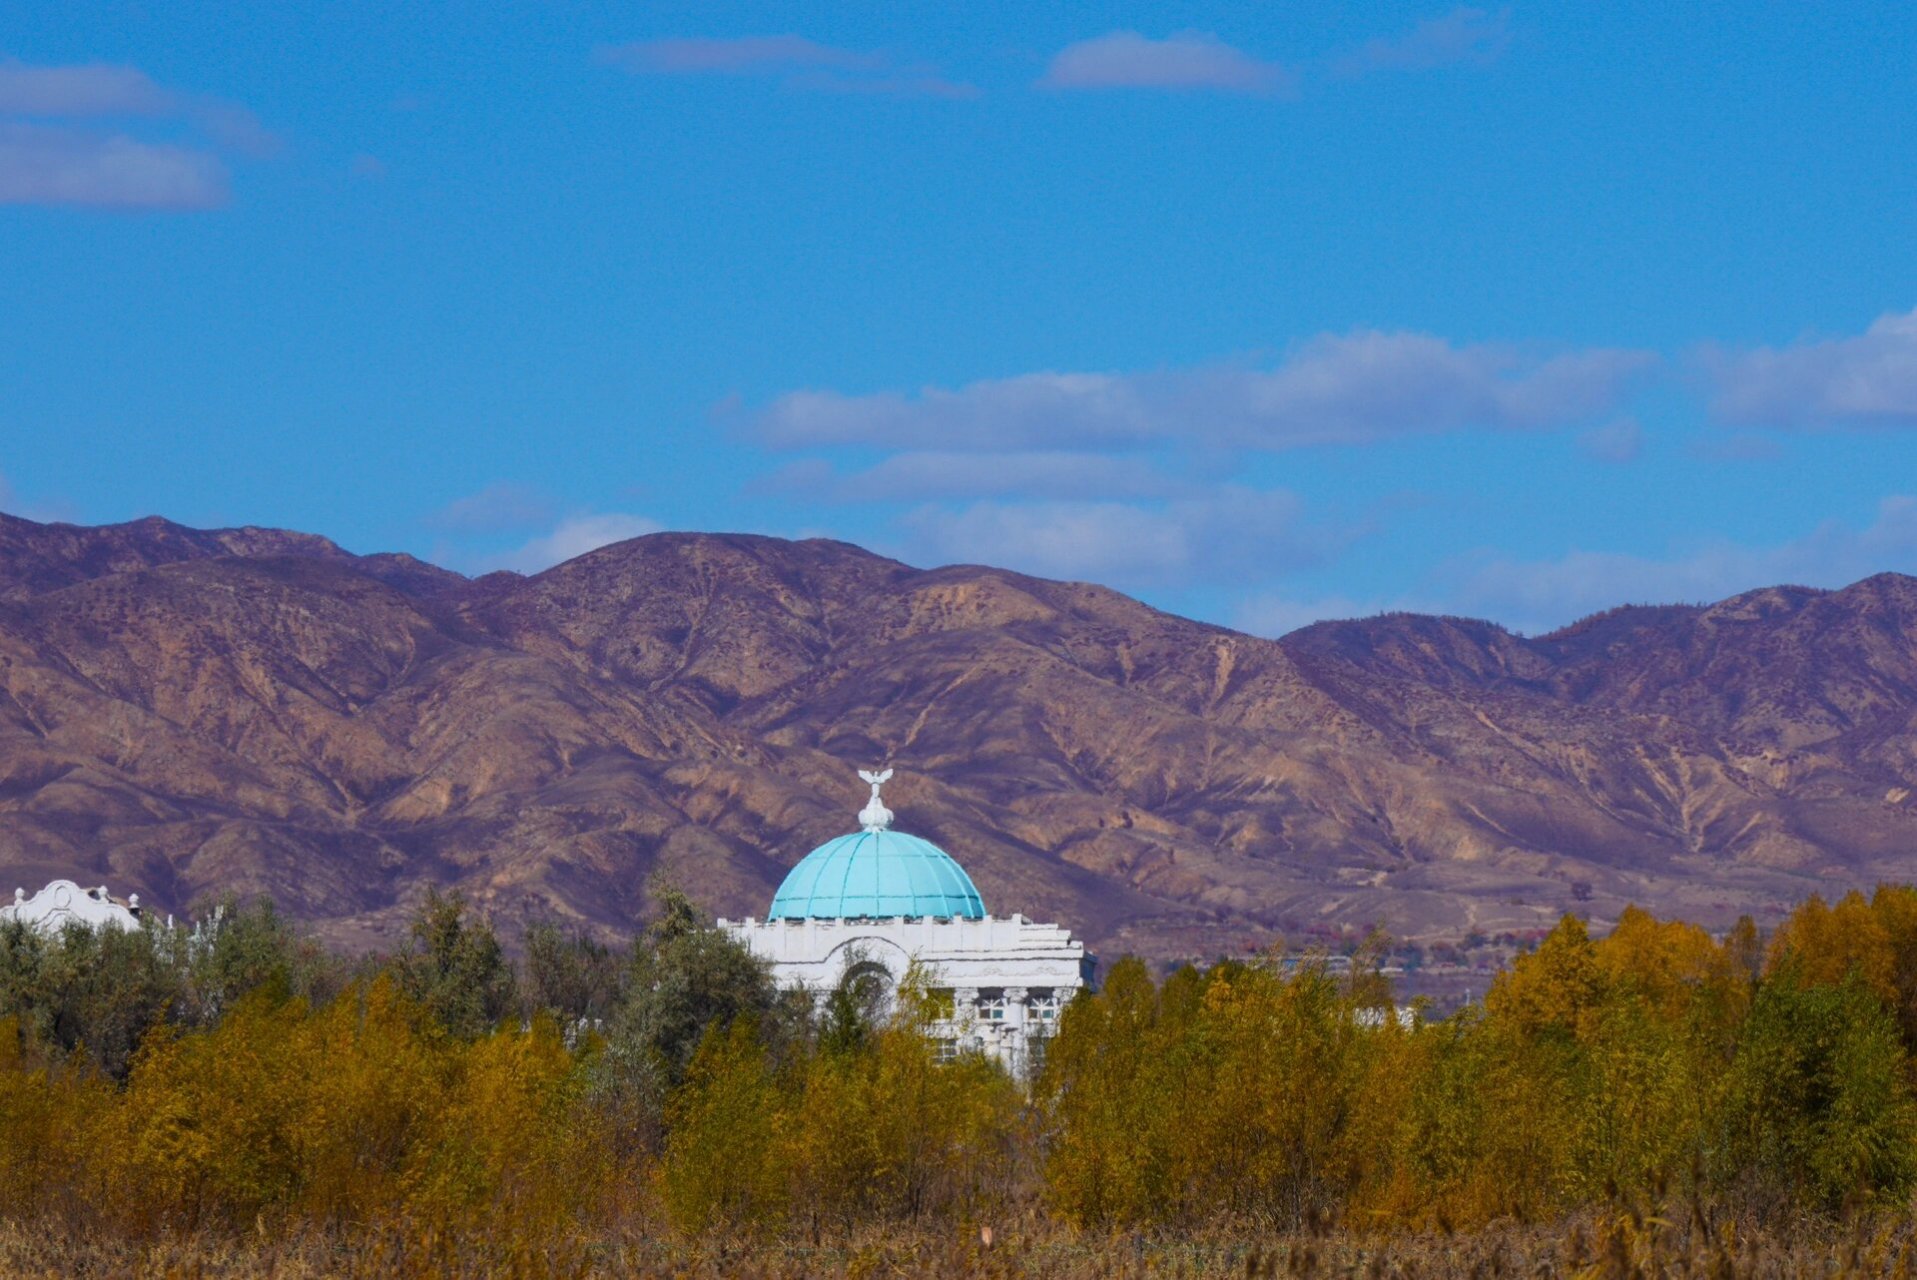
[2,879,142,932]
[722,910,1092,1075]
[720,770,1093,1077]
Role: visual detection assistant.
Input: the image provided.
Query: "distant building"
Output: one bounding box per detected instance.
[2,879,142,933]
[722,769,1093,1076]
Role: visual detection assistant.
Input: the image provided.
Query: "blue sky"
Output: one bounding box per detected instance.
[4,3,1916,634]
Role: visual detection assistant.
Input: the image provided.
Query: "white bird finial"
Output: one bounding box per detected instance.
[857,767,894,832]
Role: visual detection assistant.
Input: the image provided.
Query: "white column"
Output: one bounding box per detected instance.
[954,987,981,1048]
[1003,986,1029,1072]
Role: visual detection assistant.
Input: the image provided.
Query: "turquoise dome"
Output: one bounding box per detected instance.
[768,829,986,920]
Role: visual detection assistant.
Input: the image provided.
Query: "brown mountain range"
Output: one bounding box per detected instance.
[2,511,1912,961]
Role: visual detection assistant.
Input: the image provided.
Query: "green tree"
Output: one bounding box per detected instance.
[0,917,185,1078]
[607,881,782,1085]
[1720,965,1917,1210]
[521,919,623,1026]
[395,888,517,1039]
[184,894,341,1022]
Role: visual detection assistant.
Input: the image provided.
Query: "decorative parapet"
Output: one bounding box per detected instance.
[1,879,142,933]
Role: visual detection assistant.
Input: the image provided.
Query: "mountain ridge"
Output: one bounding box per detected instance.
[2,510,1912,960]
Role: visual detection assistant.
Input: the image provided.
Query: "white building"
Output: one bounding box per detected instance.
[1,879,142,932]
[722,769,1093,1076]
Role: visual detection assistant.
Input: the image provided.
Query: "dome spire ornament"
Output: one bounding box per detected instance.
[765,766,984,920]
[857,767,894,832]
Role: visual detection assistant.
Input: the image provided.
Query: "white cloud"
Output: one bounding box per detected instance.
[1704,307,1917,427]
[1441,495,1917,634]
[760,450,1193,502]
[597,36,973,97]
[761,372,1154,451]
[898,487,1340,586]
[1578,417,1643,464]
[0,58,273,153]
[493,513,664,573]
[783,71,977,99]
[1041,31,1295,95]
[757,330,1655,452]
[0,60,176,116]
[0,59,272,209]
[1213,497,1917,638]
[0,123,226,208]
[1689,433,1781,462]
[599,36,881,75]
[425,482,555,534]
[1335,7,1511,75]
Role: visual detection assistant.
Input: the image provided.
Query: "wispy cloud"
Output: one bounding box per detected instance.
[0,60,177,116]
[425,483,556,534]
[602,36,880,75]
[1439,495,1917,633]
[1578,417,1643,464]
[1689,433,1782,463]
[1040,31,1296,96]
[492,512,664,574]
[0,58,274,154]
[1227,495,1917,637]
[0,58,272,209]
[598,35,974,98]
[0,122,226,208]
[755,330,1656,453]
[785,71,977,99]
[759,451,1196,503]
[1703,307,1917,428]
[1334,7,1512,76]
[898,487,1348,587]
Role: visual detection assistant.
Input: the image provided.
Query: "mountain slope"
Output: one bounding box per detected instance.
[1,512,1912,959]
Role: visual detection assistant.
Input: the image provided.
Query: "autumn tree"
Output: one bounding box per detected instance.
[1769,892,1894,1001]
[658,1018,791,1235]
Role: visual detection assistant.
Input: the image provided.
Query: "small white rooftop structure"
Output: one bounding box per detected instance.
[722,769,1093,1076]
[1,879,142,933]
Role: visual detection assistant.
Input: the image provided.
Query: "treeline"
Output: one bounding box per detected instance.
[2,885,1917,1246]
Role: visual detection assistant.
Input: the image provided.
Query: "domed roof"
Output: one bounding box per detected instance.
[766,768,986,921]
[768,829,986,920]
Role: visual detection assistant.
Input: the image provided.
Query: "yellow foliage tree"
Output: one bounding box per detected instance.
[1485,915,1603,1037]
[659,1018,791,1235]
[0,1018,111,1220]
[1766,891,1894,1001]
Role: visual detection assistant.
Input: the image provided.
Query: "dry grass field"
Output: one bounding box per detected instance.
[1,1211,1914,1280]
